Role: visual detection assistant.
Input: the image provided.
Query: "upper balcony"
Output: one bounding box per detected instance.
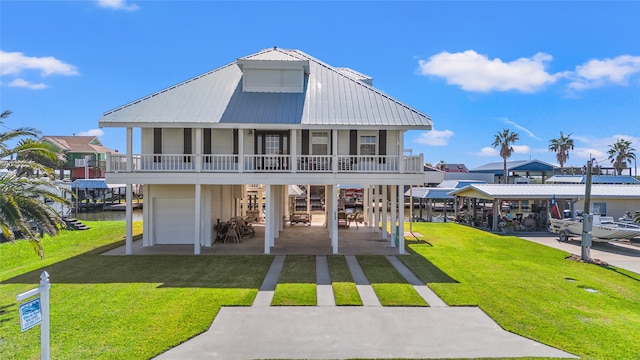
[106,153,424,175]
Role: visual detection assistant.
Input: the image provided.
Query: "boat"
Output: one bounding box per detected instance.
[549,215,640,242]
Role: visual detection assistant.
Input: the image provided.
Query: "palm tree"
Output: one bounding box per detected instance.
[1,110,71,257]
[634,211,640,224]
[492,129,520,184]
[607,138,636,175]
[548,132,574,173]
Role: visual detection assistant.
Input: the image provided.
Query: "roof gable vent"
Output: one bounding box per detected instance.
[237,59,308,93]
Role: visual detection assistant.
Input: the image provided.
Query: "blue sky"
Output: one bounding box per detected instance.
[2,0,639,171]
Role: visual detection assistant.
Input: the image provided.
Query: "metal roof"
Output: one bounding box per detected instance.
[405,187,455,199]
[71,179,125,189]
[450,184,640,200]
[99,48,432,130]
[437,180,486,189]
[546,175,640,184]
[469,159,557,175]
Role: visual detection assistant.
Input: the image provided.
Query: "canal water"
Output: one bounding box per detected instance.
[75,210,143,221]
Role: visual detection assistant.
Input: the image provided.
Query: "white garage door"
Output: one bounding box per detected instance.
[154,197,195,245]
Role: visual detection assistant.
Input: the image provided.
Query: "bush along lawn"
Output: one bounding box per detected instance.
[271,255,317,306]
[327,255,362,306]
[356,255,427,306]
[403,222,640,360]
[0,222,273,360]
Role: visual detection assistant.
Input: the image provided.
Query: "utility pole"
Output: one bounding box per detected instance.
[581,159,593,261]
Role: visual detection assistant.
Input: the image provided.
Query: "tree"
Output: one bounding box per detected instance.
[0,110,71,257]
[634,211,640,224]
[548,132,574,173]
[607,138,636,175]
[492,128,519,184]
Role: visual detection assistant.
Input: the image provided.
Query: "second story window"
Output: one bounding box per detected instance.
[360,135,376,155]
[311,131,329,155]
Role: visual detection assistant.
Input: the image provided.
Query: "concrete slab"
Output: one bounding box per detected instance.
[386,255,448,307]
[316,256,335,306]
[520,235,640,275]
[345,255,381,306]
[252,255,285,307]
[154,306,577,359]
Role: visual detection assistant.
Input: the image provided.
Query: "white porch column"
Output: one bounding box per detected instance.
[195,128,202,173]
[329,184,338,253]
[194,184,201,255]
[291,130,297,173]
[398,185,405,254]
[409,186,413,232]
[332,129,338,174]
[373,186,379,232]
[264,185,272,254]
[381,185,388,240]
[390,185,397,247]
[241,186,247,217]
[125,184,133,255]
[306,186,311,214]
[399,131,405,174]
[363,185,369,227]
[238,129,244,173]
[126,127,133,172]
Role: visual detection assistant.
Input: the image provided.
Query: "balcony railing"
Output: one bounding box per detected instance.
[107,153,424,174]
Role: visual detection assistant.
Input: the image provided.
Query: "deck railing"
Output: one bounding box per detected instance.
[107,153,424,174]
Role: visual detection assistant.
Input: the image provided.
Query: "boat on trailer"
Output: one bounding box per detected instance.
[549,215,640,242]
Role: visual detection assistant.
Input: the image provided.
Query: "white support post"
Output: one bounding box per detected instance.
[398,185,405,254]
[332,129,338,173]
[382,185,388,240]
[194,184,201,255]
[126,127,133,172]
[195,128,202,173]
[291,130,297,173]
[399,131,405,174]
[264,185,271,254]
[390,185,397,247]
[363,185,369,226]
[330,184,338,253]
[409,186,413,232]
[125,184,133,255]
[373,186,379,232]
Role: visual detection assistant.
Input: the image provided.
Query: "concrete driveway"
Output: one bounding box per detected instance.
[520,234,640,274]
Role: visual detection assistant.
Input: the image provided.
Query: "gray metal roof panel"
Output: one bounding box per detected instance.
[451,184,640,199]
[99,48,432,129]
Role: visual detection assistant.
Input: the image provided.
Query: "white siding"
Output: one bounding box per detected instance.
[212,129,234,154]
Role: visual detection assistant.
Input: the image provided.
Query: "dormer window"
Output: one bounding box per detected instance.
[237,59,308,93]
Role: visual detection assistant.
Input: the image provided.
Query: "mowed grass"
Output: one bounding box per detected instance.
[356,255,427,306]
[0,222,273,360]
[271,255,316,306]
[403,222,640,360]
[327,255,362,305]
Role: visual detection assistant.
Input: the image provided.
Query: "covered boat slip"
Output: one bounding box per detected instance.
[127,183,412,255]
[449,184,640,233]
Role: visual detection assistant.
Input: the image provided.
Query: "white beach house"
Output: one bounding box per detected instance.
[98,47,432,255]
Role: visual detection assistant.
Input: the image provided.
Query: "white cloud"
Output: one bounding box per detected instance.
[8,78,47,90]
[97,0,140,11]
[476,147,498,156]
[417,50,559,92]
[502,118,541,140]
[0,51,78,77]
[568,55,640,90]
[78,129,105,137]
[415,129,454,146]
[512,145,530,154]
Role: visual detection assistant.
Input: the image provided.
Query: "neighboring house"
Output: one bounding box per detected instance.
[469,159,557,184]
[439,163,468,173]
[40,136,115,180]
[98,47,433,255]
[546,175,640,185]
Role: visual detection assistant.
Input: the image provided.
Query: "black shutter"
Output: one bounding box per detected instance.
[233,129,239,163]
[301,130,309,155]
[183,128,192,161]
[203,128,212,154]
[379,130,386,164]
[350,130,358,163]
[153,128,162,162]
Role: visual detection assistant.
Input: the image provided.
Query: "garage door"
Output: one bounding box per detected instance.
[154,197,195,245]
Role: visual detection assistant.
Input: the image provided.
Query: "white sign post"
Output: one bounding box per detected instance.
[16,271,50,360]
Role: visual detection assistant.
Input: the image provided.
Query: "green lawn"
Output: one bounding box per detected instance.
[0,222,273,359]
[403,222,640,360]
[3,221,640,359]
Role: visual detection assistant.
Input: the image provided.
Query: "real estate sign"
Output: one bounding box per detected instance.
[19,297,42,332]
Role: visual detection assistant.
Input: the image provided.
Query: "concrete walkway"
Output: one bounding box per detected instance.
[156,254,577,359]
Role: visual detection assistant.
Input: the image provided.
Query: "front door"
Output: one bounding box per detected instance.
[255,131,289,170]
